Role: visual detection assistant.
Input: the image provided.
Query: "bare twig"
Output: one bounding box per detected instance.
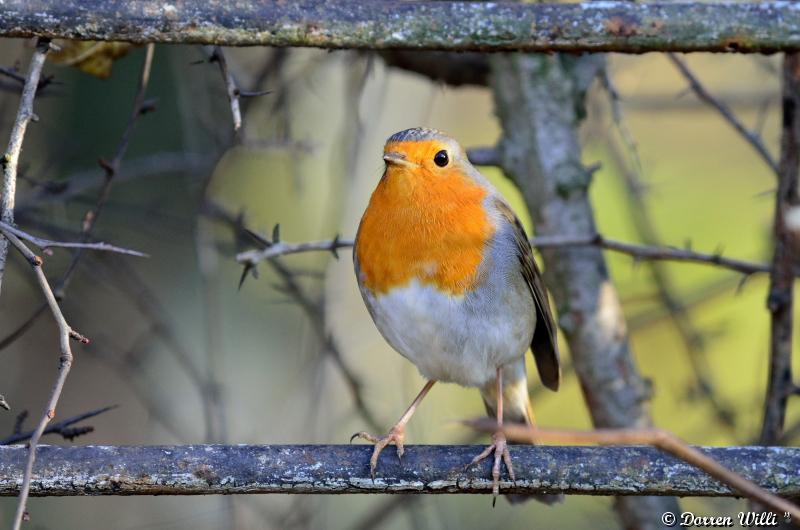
[467,419,800,522]
[1,405,117,445]
[668,54,779,175]
[235,232,774,276]
[759,53,800,445]
[0,229,86,530]
[0,38,51,296]
[0,220,147,257]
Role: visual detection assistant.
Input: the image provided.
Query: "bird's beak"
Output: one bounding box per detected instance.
[383,152,417,168]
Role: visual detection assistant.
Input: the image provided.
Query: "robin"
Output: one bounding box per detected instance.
[351,127,561,499]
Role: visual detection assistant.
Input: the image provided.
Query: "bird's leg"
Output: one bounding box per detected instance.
[351,379,436,479]
[468,367,514,502]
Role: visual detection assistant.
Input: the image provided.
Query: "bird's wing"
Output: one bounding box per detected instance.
[494,199,561,391]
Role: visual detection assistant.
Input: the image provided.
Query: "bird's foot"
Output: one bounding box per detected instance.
[468,430,515,504]
[350,424,405,480]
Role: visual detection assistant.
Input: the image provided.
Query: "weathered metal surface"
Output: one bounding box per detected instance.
[0,444,797,496]
[1,1,800,52]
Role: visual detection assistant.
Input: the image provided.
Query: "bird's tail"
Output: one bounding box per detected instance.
[479,361,563,506]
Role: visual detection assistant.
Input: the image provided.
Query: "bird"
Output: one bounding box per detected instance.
[351,127,561,500]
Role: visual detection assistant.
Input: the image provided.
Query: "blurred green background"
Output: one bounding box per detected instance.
[0,40,795,529]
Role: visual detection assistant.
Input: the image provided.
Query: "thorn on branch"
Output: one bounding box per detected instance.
[736,274,752,294]
[1,404,118,446]
[244,228,270,248]
[238,89,272,98]
[238,263,257,290]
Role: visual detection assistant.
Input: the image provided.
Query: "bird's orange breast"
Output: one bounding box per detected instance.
[355,164,493,296]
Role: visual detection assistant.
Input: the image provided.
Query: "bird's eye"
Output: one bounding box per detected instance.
[433,150,449,167]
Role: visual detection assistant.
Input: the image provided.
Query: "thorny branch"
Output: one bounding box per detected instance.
[235,232,775,277]
[0,404,117,445]
[0,228,88,530]
[0,38,51,296]
[65,43,155,261]
[208,46,242,133]
[760,53,800,446]
[467,419,800,521]
[668,54,779,175]
[0,65,56,93]
[204,46,270,133]
[0,220,147,257]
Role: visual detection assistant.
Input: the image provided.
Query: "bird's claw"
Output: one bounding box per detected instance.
[467,430,515,502]
[350,425,406,480]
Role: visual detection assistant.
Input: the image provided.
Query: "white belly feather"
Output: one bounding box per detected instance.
[360,278,534,388]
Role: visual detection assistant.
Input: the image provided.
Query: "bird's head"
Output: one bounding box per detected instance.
[381,127,476,184]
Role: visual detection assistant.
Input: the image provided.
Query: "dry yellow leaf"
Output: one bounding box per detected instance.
[49,41,136,79]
